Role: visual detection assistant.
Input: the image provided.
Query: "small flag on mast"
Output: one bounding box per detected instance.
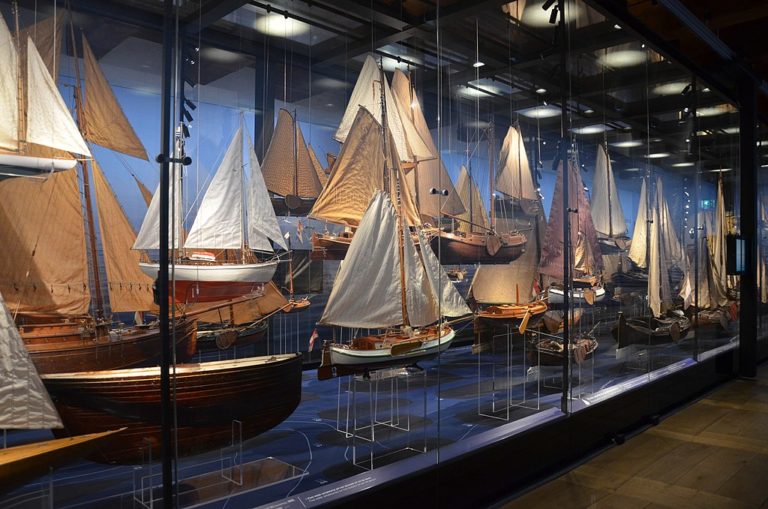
[308,328,319,352]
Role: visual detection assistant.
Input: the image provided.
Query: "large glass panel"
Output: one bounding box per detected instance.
[758,124,768,350]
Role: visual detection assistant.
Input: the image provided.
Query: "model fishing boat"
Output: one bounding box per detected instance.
[42,352,303,464]
[311,55,430,258]
[611,311,691,348]
[0,289,121,495]
[0,13,91,176]
[591,143,629,251]
[539,158,606,305]
[528,333,598,366]
[0,25,190,374]
[260,109,324,214]
[135,123,286,303]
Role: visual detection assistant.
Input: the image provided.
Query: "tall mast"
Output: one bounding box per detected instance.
[69,22,104,318]
[488,124,495,230]
[12,2,23,152]
[293,110,299,198]
[604,143,614,237]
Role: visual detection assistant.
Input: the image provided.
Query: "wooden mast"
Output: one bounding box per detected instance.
[68,21,104,318]
[488,124,495,230]
[12,2,24,153]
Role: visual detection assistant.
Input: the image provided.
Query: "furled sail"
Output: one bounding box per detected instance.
[417,229,472,317]
[591,143,627,238]
[310,107,421,227]
[26,37,90,157]
[539,159,603,279]
[0,290,62,429]
[247,135,287,252]
[81,35,148,160]
[391,70,463,218]
[319,191,405,328]
[0,170,90,315]
[628,177,648,268]
[453,165,489,234]
[335,55,432,163]
[495,126,539,207]
[260,109,323,199]
[92,161,154,312]
[0,15,18,151]
[308,144,328,188]
[185,126,244,249]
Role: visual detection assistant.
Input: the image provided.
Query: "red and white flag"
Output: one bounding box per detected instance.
[308,328,319,352]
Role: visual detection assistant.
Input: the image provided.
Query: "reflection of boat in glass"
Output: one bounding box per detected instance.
[43,353,303,464]
[612,311,691,348]
[529,335,598,366]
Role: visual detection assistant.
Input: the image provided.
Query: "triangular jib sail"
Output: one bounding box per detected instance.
[495,126,538,205]
[591,143,627,238]
[453,165,489,234]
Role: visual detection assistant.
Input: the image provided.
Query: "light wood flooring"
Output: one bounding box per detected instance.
[499,362,768,509]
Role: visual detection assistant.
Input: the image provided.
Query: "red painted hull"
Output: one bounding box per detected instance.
[172,280,266,304]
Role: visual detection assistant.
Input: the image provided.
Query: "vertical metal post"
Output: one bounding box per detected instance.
[159,0,175,505]
[739,77,757,378]
[558,0,571,414]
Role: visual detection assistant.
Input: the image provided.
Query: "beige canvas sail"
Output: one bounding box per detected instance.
[0,289,62,429]
[495,126,538,204]
[453,165,489,234]
[308,144,328,188]
[0,170,90,315]
[92,161,154,312]
[247,133,287,252]
[628,177,648,268]
[0,15,18,151]
[133,175,153,206]
[591,143,627,238]
[712,177,729,294]
[261,109,322,199]
[417,229,471,317]
[81,36,148,160]
[471,263,536,304]
[19,14,64,81]
[188,281,287,325]
[391,70,463,218]
[403,217,439,327]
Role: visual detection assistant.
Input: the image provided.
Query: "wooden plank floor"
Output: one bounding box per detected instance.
[499,363,768,509]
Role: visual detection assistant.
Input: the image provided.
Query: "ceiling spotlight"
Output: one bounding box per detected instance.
[583,108,595,115]
[535,87,547,94]
[473,60,485,68]
[646,152,671,159]
[672,162,695,167]
[614,24,621,29]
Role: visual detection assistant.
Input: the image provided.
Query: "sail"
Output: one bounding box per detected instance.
[712,177,728,294]
[92,161,154,312]
[26,38,91,157]
[648,201,665,317]
[133,163,184,250]
[0,170,90,315]
[188,281,287,325]
[185,127,244,249]
[0,290,62,429]
[471,263,536,304]
[260,109,322,199]
[319,191,404,328]
[591,143,627,238]
[495,126,538,204]
[417,229,472,317]
[628,178,648,268]
[19,14,64,81]
[335,55,431,163]
[247,135,287,252]
[680,230,726,310]
[133,175,154,206]
[0,15,18,151]
[403,219,439,327]
[310,107,421,227]
[453,165,489,234]
[760,240,768,305]
[391,70,463,218]
[657,178,684,267]
[308,144,328,188]
[539,159,603,279]
[81,36,148,160]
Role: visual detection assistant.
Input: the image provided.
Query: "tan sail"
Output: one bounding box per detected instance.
[81,36,148,160]
[391,70,463,218]
[308,144,328,188]
[711,176,729,294]
[453,165,489,234]
[260,109,322,199]
[495,126,538,203]
[185,281,288,325]
[591,143,627,238]
[471,263,537,304]
[133,175,153,207]
[0,170,90,316]
[649,177,681,316]
[628,177,648,268]
[18,14,64,81]
[0,14,18,151]
[92,161,154,312]
[309,107,420,227]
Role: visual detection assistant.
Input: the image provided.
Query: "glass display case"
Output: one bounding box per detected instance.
[0,0,753,507]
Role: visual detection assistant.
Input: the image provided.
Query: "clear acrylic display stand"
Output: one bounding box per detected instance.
[335,366,427,471]
[477,324,540,421]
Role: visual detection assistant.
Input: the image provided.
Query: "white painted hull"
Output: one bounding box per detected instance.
[139,260,278,283]
[0,153,77,175]
[329,329,455,367]
[548,286,606,305]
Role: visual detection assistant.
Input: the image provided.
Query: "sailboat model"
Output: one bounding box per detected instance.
[260,109,324,213]
[0,14,91,176]
[0,26,196,374]
[135,124,286,304]
[540,158,606,305]
[613,177,690,347]
[317,191,471,380]
[591,143,629,250]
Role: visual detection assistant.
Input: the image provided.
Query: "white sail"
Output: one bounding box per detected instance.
[247,136,286,252]
[334,55,431,163]
[26,38,90,157]
[133,164,184,250]
[403,219,439,327]
[496,126,538,203]
[185,127,244,249]
[712,177,729,294]
[591,143,627,237]
[657,178,684,267]
[0,15,18,151]
[648,202,664,317]
[417,229,472,317]
[319,191,404,328]
[628,178,648,268]
[0,290,62,429]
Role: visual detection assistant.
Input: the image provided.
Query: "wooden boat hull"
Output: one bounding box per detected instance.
[429,231,526,265]
[42,353,303,464]
[0,429,124,496]
[476,300,548,325]
[310,231,353,260]
[547,286,606,305]
[318,327,454,379]
[611,312,691,348]
[196,320,268,351]
[528,336,598,366]
[20,317,197,375]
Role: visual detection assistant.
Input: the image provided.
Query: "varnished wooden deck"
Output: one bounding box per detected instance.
[499,362,768,509]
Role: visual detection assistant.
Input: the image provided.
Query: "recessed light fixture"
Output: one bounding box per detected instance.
[254,13,310,38]
[535,87,547,94]
[598,50,646,68]
[583,108,595,115]
[710,168,732,172]
[200,47,242,63]
[672,162,695,167]
[722,127,740,134]
[761,164,768,168]
[646,152,671,159]
[702,87,711,93]
[614,24,622,29]
[572,124,609,135]
[610,140,643,148]
[473,60,485,68]
[697,104,735,117]
[517,105,561,119]
[651,81,692,96]
[459,86,492,98]
[625,167,641,172]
